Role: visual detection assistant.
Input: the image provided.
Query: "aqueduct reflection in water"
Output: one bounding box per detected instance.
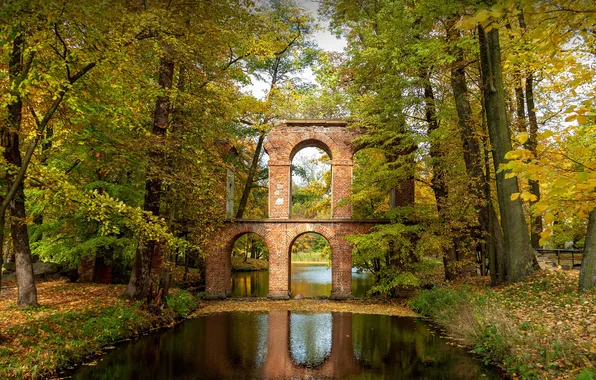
[73,311,499,379]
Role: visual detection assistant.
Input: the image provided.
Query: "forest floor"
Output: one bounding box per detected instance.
[409,269,596,380]
[231,257,269,271]
[0,279,199,379]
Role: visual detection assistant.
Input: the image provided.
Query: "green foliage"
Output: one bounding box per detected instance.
[347,208,440,296]
[32,235,136,270]
[409,286,470,322]
[291,232,330,262]
[232,233,269,261]
[577,369,595,380]
[166,291,199,318]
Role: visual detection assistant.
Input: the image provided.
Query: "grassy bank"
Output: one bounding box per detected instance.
[0,280,199,379]
[409,270,596,379]
[231,257,269,271]
[291,250,328,262]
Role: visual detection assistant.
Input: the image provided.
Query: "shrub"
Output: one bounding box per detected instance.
[167,291,198,318]
[409,286,469,324]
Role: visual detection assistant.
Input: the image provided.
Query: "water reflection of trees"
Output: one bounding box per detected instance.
[351,314,492,379]
[229,313,268,368]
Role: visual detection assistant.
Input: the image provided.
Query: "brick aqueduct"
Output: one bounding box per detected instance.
[205,120,385,299]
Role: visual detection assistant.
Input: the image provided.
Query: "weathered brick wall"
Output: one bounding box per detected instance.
[330,164,352,218]
[205,220,377,299]
[265,120,360,219]
[268,164,291,219]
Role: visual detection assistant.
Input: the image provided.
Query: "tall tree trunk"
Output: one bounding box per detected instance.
[478,24,536,283]
[236,132,265,219]
[3,33,37,305]
[448,22,496,280]
[525,74,543,247]
[124,48,174,301]
[482,130,506,284]
[236,57,285,219]
[421,70,461,280]
[579,208,596,291]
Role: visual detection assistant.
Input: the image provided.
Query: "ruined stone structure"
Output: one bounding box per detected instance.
[205,119,392,299]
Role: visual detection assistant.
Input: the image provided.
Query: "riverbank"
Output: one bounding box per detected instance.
[231,257,269,271]
[409,270,596,379]
[0,280,199,379]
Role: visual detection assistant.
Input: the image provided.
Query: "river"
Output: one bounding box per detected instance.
[71,311,498,379]
[231,262,376,298]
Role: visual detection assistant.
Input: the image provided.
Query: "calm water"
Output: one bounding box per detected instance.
[231,263,376,298]
[71,311,498,380]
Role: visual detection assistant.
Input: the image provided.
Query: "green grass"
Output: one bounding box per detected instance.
[167,291,199,318]
[291,250,329,262]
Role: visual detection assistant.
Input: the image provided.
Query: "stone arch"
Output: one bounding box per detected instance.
[286,224,338,248]
[205,222,276,299]
[289,140,334,219]
[289,137,335,162]
[284,224,352,299]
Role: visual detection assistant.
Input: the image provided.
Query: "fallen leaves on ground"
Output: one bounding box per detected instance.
[490,270,596,377]
[0,279,169,379]
[0,279,126,332]
[451,269,596,379]
[194,298,418,317]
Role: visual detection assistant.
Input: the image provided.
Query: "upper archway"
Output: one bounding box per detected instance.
[264,119,358,165]
[265,120,360,219]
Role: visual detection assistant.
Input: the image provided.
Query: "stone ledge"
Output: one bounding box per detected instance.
[224,219,391,224]
[329,292,353,300]
[267,291,291,300]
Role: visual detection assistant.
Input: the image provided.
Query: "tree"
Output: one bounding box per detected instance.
[477,19,536,283]
[235,0,317,219]
[0,1,112,304]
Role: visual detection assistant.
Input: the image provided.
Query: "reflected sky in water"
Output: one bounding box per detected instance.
[290,313,332,366]
[71,311,499,380]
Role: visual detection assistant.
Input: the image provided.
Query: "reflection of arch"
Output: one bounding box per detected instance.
[263,311,365,378]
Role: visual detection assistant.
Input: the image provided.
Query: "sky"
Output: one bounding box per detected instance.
[244,0,346,98]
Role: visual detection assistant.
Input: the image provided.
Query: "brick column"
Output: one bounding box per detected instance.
[330,238,353,299]
[205,245,231,299]
[267,228,290,299]
[269,162,291,219]
[331,161,352,219]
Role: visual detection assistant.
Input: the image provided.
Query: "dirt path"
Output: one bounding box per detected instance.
[193,298,419,317]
